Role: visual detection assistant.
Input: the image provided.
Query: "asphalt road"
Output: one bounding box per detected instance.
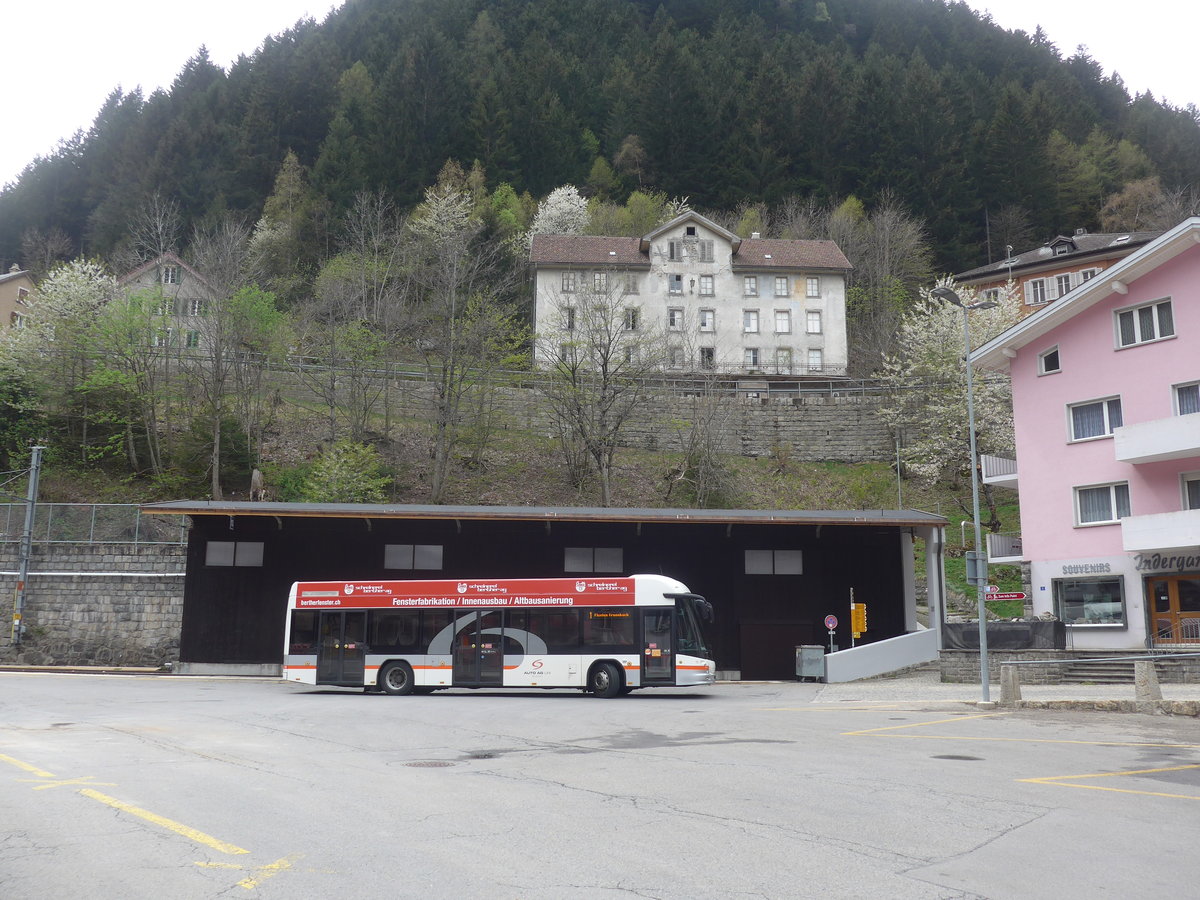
[2,674,1199,899]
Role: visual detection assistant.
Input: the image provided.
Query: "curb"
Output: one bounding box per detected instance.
[1003,698,1200,717]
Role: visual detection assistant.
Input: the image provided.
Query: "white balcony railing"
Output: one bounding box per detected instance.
[1114,414,1200,464]
[981,454,1018,489]
[987,531,1024,563]
[1122,509,1200,553]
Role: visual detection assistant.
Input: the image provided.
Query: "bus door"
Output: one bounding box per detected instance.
[316,611,367,685]
[641,609,675,685]
[452,611,504,686]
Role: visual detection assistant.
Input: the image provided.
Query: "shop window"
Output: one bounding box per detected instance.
[1053,576,1126,626]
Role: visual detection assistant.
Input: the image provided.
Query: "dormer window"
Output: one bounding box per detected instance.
[1054,244,1071,256]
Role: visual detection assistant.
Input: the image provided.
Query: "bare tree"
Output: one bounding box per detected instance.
[403,180,526,503]
[537,272,668,506]
[662,381,737,508]
[129,191,183,262]
[186,218,284,499]
[340,190,404,324]
[19,227,74,280]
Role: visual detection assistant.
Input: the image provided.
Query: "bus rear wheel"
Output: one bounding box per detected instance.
[589,662,622,698]
[379,661,415,696]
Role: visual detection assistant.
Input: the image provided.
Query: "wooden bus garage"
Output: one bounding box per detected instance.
[142,502,947,680]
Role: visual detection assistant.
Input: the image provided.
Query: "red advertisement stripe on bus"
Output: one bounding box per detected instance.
[295,577,639,609]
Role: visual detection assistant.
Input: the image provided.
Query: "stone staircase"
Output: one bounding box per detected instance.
[1061,658,1182,684]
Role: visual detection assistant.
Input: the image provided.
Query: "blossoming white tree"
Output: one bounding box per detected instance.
[879,280,1021,529]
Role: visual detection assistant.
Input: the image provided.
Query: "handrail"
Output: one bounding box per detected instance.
[1000,652,1200,665]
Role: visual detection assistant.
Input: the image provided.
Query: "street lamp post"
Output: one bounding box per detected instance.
[931,286,996,703]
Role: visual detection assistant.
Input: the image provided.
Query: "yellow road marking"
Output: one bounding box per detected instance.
[197,854,330,889]
[238,855,298,889]
[0,753,55,778]
[24,776,116,791]
[79,789,249,855]
[837,715,1200,749]
[843,712,1007,735]
[1021,765,1200,801]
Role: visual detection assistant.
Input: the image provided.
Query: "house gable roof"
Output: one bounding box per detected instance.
[529,235,646,267]
[733,238,852,271]
[118,251,211,290]
[0,269,33,286]
[530,209,851,272]
[640,211,740,250]
[955,230,1161,282]
[971,217,1200,370]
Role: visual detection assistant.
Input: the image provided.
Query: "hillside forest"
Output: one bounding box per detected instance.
[1,0,1198,514]
[4,0,1200,274]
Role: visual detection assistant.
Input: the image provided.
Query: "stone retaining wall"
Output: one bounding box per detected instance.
[0,544,186,667]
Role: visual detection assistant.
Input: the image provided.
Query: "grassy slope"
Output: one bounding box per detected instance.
[39,402,1021,611]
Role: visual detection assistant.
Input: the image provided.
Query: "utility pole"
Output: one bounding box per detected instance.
[12,445,44,646]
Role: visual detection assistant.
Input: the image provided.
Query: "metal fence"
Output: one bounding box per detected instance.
[0,503,187,546]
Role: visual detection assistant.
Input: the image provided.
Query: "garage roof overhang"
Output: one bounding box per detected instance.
[141,500,946,529]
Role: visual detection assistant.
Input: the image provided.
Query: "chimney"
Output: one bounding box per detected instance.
[1074,228,1087,236]
[751,232,761,240]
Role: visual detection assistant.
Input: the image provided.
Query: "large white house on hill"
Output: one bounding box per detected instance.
[530,212,852,376]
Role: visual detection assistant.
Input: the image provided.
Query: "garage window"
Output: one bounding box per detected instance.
[384,544,443,570]
[745,549,803,575]
[205,541,263,567]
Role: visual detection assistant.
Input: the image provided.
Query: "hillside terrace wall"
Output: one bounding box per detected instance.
[0,544,185,667]
[382,380,896,462]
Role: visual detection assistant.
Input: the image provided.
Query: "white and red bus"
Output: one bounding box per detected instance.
[283,574,714,697]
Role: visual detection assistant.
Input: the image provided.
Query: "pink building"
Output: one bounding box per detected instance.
[972,218,1200,651]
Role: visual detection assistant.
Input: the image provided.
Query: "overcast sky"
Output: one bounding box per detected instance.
[2,1,1194,189]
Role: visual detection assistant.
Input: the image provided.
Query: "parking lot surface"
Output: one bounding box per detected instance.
[3,672,1199,899]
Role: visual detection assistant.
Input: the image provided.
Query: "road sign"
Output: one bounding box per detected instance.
[824,615,838,630]
[985,592,1027,601]
[985,585,999,593]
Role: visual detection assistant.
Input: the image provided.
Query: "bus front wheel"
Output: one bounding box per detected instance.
[589,662,622,698]
[379,661,415,696]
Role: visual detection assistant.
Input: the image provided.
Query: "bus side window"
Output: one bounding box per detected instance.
[289,611,317,653]
[421,610,455,650]
[583,610,635,647]
[370,611,420,650]
[542,610,581,649]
